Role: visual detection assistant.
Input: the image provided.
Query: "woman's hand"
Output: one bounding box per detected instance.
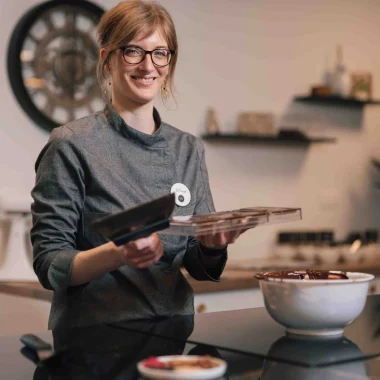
[114,233,164,268]
[196,229,246,250]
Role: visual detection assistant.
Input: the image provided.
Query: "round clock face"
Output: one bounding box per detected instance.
[7,0,105,132]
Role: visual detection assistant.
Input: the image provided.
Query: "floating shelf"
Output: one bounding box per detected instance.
[371,159,380,190]
[201,133,337,145]
[294,95,380,107]
[372,158,380,172]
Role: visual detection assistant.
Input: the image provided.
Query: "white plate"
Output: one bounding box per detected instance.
[137,355,227,380]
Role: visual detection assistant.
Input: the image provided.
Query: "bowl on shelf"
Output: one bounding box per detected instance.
[255,270,374,337]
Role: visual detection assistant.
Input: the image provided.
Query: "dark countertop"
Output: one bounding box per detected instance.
[1,260,380,301]
[3,295,380,379]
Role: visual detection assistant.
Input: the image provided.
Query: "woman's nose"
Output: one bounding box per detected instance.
[139,53,155,71]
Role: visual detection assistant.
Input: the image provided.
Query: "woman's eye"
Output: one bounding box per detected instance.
[153,50,168,58]
[125,48,141,56]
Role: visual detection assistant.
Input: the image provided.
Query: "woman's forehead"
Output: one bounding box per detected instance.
[128,28,168,47]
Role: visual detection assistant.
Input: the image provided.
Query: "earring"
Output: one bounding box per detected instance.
[162,79,169,101]
[104,67,111,86]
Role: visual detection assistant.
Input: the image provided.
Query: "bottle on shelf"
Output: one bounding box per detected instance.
[331,44,350,98]
[321,53,332,91]
[205,108,220,134]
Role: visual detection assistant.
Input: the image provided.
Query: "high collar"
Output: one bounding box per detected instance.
[104,104,167,147]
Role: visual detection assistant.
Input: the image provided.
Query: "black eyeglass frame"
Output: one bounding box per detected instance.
[119,46,175,67]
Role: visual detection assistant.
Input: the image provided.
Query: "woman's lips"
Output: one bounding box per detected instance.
[131,76,156,86]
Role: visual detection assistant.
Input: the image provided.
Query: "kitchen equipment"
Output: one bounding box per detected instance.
[91,193,302,242]
[255,271,374,337]
[20,334,55,362]
[0,191,36,280]
[91,193,175,246]
[0,213,36,280]
[166,206,301,236]
[0,216,11,268]
[20,332,103,380]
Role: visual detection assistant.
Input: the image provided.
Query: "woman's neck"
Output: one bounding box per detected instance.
[112,98,156,135]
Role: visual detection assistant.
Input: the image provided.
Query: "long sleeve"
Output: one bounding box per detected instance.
[27,110,227,329]
[31,127,85,292]
[182,139,227,282]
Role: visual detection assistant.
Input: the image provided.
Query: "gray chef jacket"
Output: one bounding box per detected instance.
[31,106,227,330]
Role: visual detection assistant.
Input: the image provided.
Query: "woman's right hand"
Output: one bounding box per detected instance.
[113,233,164,268]
[70,233,164,286]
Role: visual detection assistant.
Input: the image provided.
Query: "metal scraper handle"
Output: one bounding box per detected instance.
[113,219,170,246]
[20,334,52,351]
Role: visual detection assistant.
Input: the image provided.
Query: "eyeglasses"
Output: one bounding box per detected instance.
[119,46,175,67]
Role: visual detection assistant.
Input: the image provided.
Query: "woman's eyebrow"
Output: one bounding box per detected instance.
[126,43,168,49]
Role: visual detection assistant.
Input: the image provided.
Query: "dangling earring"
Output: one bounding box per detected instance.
[104,69,111,91]
[104,72,112,101]
[162,78,169,101]
[106,78,112,96]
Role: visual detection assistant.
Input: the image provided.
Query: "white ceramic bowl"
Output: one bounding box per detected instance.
[257,272,374,336]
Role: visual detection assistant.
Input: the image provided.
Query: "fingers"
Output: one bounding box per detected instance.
[197,232,227,249]
[197,228,247,249]
[120,233,163,268]
[126,249,163,268]
[131,233,160,251]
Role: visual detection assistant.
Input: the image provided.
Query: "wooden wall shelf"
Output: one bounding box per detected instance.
[201,133,337,145]
[295,95,380,107]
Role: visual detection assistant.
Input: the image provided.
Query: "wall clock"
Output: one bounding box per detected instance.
[7,0,105,132]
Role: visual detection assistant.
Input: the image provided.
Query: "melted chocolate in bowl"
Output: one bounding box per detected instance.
[255,270,349,280]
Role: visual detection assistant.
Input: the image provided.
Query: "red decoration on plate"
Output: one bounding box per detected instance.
[143,357,168,369]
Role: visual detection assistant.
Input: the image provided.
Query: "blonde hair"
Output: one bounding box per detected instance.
[96,0,178,105]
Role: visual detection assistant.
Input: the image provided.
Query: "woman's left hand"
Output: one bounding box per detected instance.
[196,229,247,249]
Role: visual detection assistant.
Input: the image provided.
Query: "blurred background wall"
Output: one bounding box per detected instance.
[1,0,380,267]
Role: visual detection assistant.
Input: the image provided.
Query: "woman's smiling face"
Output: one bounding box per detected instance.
[106,29,170,106]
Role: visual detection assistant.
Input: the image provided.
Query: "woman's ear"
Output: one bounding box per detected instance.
[100,48,106,62]
[100,48,112,73]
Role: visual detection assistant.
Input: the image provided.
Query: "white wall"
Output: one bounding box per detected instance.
[1,0,380,269]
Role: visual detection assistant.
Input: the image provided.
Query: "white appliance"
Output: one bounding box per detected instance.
[0,193,36,281]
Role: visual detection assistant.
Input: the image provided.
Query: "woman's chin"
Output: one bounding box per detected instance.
[131,91,157,105]
[114,88,158,106]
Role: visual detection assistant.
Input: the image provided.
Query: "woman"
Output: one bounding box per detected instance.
[31,0,244,330]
